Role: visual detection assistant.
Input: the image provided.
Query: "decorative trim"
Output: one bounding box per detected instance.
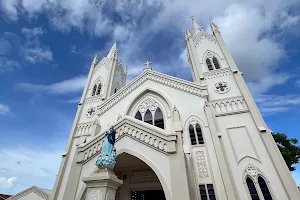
[76,116,177,163]
[138,97,159,114]
[203,68,232,80]
[213,81,230,94]
[75,121,94,136]
[211,96,248,115]
[193,29,217,47]
[86,107,96,118]
[246,164,258,178]
[86,70,207,115]
[195,151,209,178]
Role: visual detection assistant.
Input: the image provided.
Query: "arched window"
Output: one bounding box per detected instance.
[206,58,213,71]
[135,111,142,121]
[246,177,261,200]
[195,124,204,144]
[258,176,273,200]
[189,123,204,145]
[134,106,165,129]
[212,57,220,69]
[189,124,197,145]
[144,109,153,125]
[96,84,101,95]
[92,84,97,96]
[154,108,164,129]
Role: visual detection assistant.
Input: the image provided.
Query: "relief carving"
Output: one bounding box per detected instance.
[195,151,209,178]
[138,98,159,114]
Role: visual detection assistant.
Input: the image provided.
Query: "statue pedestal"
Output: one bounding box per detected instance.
[82,169,123,200]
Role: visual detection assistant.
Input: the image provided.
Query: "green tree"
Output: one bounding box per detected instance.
[272,132,300,171]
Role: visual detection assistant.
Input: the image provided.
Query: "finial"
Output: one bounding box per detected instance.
[144,61,152,70]
[210,22,220,33]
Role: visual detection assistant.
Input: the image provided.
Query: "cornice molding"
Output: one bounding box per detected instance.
[85,70,207,116]
[203,68,232,80]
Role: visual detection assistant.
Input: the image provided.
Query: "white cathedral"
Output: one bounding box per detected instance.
[48,19,300,200]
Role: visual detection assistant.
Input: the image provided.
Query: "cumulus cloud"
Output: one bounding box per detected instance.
[0,104,10,115]
[21,27,53,63]
[0,177,16,189]
[18,75,87,94]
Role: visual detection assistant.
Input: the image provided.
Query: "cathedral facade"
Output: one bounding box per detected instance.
[49,20,300,200]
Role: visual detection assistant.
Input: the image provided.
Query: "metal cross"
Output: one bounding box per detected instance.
[216,82,227,91]
[144,61,152,69]
[88,108,95,116]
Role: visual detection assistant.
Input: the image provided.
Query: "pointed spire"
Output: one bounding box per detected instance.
[92,55,98,66]
[107,41,117,60]
[191,18,203,34]
[210,22,220,33]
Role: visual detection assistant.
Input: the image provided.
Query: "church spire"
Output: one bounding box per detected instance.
[210,22,220,33]
[107,41,117,60]
[191,18,203,35]
[91,54,98,67]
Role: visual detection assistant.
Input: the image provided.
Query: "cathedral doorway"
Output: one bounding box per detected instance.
[114,152,166,200]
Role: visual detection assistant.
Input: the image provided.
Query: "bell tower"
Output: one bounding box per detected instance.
[184,19,300,200]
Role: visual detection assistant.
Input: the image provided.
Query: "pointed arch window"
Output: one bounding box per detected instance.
[144,109,153,125]
[246,177,261,200]
[92,84,97,96]
[96,84,101,95]
[189,124,197,145]
[258,176,273,200]
[189,122,204,145]
[135,111,142,121]
[134,105,165,129]
[212,57,220,69]
[206,58,213,71]
[154,107,164,129]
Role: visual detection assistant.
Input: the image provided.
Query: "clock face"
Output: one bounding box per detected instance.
[86,107,96,118]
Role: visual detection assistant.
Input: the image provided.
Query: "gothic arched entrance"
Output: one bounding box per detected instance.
[114,152,166,200]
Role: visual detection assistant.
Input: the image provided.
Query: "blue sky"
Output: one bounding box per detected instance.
[0,0,300,195]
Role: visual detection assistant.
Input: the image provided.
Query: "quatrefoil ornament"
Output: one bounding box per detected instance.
[86,107,96,118]
[214,81,230,94]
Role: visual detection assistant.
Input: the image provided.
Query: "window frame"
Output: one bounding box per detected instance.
[244,168,274,200]
[133,107,165,130]
[188,122,205,146]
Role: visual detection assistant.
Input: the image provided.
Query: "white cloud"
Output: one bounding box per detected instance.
[0,0,19,21]
[0,177,16,189]
[247,73,292,95]
[0,58,20,72]
[21,27,53,64]
[0,104,10,115]
[255,94,300,115]
[18,75,87,94]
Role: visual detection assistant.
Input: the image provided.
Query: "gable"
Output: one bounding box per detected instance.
[84,70,207,117]
[7,186,50,200]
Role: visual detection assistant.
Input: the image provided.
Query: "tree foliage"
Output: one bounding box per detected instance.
[272,132,300,171]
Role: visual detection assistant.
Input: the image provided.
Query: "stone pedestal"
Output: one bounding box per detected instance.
[82,169,123,200]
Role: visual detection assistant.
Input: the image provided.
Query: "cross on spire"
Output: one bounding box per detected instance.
[144,61,152,70]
